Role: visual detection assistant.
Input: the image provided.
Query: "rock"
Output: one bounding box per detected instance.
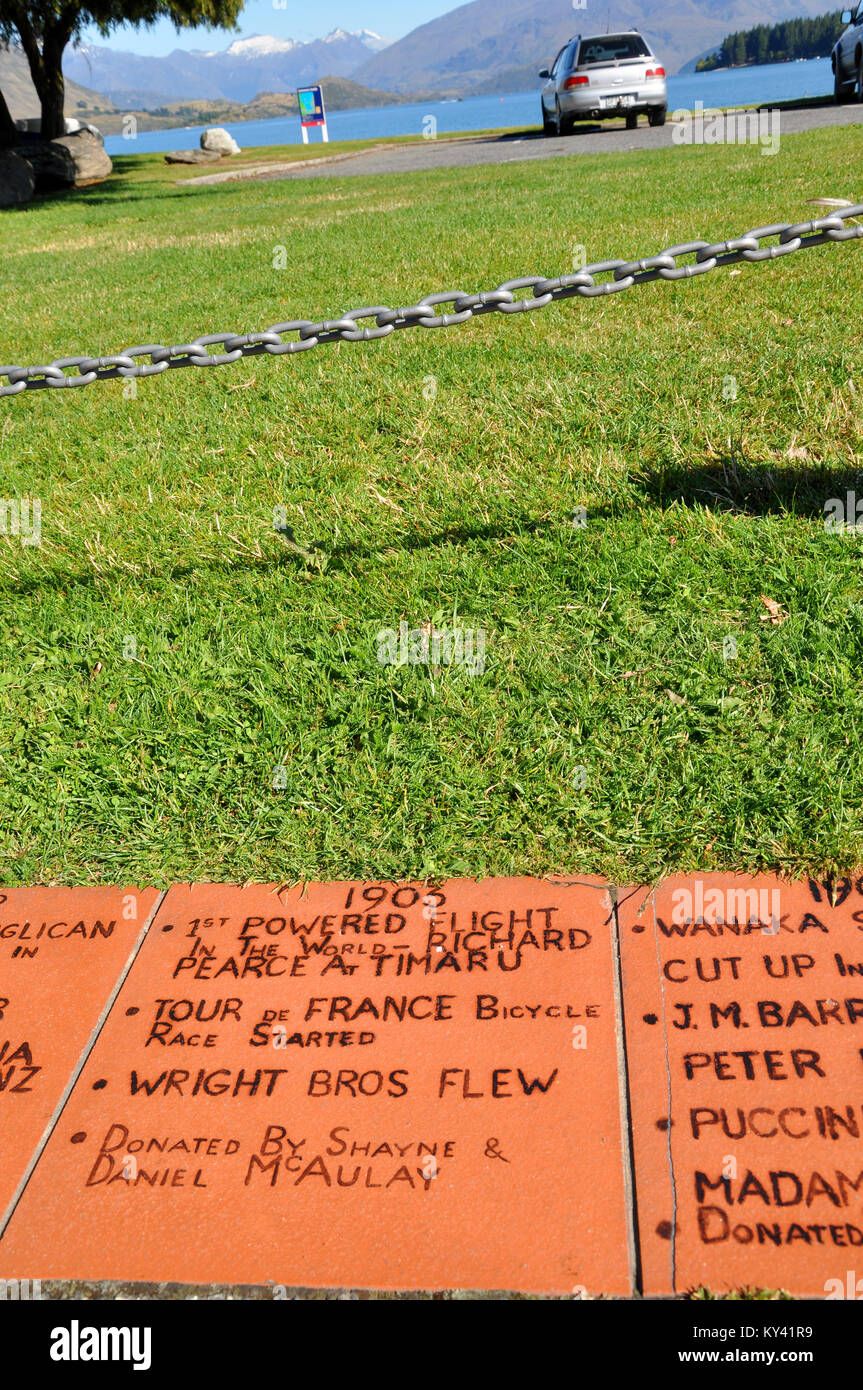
[62,118,103,136]
[164,148,223,164]
[201,126,241,156]
[12,129,111,190]
[16,116,103,137]
[51,129,112,186]
[12,139,77,190]
[0,150,35,208]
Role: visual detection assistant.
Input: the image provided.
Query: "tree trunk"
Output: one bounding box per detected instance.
[15,16,75,142]
[37,76,66,141]
[36,38,67,141]
[0,86,18,148]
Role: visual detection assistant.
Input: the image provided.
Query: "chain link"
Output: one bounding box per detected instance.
[2,207,861,398]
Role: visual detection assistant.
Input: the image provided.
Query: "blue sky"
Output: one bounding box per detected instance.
[78,1,456,55]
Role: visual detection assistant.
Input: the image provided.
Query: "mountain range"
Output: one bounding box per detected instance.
[0,41,118,118]
[352,0,834,95]
[63,28,393,110]
[2,2,838,117]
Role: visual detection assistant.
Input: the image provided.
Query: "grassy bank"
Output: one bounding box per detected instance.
[66,129,527,191]
[0,124,861,886]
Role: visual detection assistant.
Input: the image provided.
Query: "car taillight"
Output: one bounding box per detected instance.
[645,67,665,78]
[564,75,589,87]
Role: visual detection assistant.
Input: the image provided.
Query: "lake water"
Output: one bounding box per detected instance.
[105,57,835,157]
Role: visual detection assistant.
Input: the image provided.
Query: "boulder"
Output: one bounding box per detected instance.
[14,117,102,136]
[0,150,35,209]
[62,119,103,136]
[164,148,223,164]
[11,139,77,191]
[201,126,241,156]
[51,129,112,186]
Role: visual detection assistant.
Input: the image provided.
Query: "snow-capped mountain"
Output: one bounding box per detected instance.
[64,28,393,109]
[223,36,300,58]
[355,30,391,53]
[323,28,390,52]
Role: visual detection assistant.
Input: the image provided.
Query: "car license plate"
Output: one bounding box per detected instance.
[602,93,636,108]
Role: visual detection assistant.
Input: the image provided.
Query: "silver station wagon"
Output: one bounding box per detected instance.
[540,30,668,134]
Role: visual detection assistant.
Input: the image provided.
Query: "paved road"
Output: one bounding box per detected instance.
[270,104,862,182]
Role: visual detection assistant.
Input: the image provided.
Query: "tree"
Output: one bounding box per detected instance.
[701,9,844,74]
[0,0,244,144]
[0,79,16,141]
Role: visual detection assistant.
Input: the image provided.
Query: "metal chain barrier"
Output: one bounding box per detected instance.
[2,207,861,398]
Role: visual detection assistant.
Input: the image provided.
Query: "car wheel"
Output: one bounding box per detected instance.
[625,111,638,130]
[857,51,863,102]
[648,106,666,127]
[544,100,561,136]
[559,111,575,136]
[834,64,852,102]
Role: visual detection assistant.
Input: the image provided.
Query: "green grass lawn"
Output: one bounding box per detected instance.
[100,128,530,191]
[0,124,861,887]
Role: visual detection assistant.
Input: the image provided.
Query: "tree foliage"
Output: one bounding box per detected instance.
[0,0,244,141]
[697,10,846,71]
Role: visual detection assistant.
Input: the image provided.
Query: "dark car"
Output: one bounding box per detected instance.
[833,4,863,101]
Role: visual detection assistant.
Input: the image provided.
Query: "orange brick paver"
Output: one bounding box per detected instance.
[0,878,632,1294]
[3,873,860,1295]
[618,874,863,1297]
[0,888,160,1217]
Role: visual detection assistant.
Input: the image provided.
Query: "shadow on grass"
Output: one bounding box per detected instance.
[11,155,243,212]
[634,453,863,518]
[29,181,225,209]
[3,460,862,598]
[0,516,563,596]
[323,516,556,559]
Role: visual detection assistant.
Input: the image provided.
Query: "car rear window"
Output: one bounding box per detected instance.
[576,35,650,65]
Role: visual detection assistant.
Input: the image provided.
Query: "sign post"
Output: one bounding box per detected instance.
[297,84,328,144]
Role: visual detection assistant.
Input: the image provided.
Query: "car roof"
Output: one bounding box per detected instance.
[575,32,648,43]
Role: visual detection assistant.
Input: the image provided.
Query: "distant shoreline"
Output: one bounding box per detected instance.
[88,59,835,151]
[38,53,835,136]
[695,53,836,75]
[67,78,442,136]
